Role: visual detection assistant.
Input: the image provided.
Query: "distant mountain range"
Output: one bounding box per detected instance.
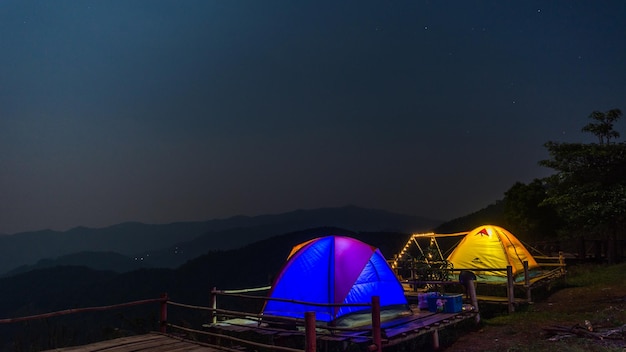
[0,205,441,276]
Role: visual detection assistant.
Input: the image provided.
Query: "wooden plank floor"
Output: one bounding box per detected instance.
[475,295,527,304]
[405,291,530,305]
[42,332,227,352]
[384,312,474,340]
[208,308,478,348]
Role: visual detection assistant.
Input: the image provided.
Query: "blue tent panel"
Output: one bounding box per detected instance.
[337,249,407,318]
[263,237,335,321]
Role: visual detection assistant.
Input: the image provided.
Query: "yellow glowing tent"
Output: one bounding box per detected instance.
[446,225,539,281]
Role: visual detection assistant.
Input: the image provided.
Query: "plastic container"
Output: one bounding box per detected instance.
[426,293,443,312]
[419,292,439,311]
[442,294,463,313]
[426,293,463,313]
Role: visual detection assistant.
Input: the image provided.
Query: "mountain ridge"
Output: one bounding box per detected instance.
[0,205,441,276]
[3,251,149,278]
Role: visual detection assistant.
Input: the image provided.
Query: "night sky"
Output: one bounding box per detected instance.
[1,1,625,234]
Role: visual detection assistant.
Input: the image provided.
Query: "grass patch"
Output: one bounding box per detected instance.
[442,263,626,352]
[566,262,626,287]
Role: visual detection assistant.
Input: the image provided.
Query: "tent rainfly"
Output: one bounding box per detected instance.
[446,225,540,281]
[262,236,408,323]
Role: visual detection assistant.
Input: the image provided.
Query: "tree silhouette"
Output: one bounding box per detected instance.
[503,179,560,242]
[581,108,622,145]
[540,108,626,263]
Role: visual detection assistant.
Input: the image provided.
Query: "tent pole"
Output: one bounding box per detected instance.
[432,237,444,261]
[413,238,427,260]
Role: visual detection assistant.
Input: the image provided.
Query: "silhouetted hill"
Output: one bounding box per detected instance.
[3,251,149,278]
[0,265,170,351]
[434,201,505,234]
[0,206,440,275]
[0,224,209,277]
[168,227,411,307]
[0,266,118,318]
[177,227,364,295]
[139,208,430,269]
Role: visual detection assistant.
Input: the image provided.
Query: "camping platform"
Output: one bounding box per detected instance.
[472,295,528,305]
[204,306,479,349]
[381,310,478,346]
[394,226,568,315]
[402,264,566,314]
[42,332,227,352]
[405,289,527,305]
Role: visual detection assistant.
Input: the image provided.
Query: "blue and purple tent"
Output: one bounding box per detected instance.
[262,236,408,323]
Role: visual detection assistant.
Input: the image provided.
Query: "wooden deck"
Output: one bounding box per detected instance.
[473,295,527,304]
[404,266,567,308]
[42,332,227,352]
[207,308,479,349]
[383,311,476,346]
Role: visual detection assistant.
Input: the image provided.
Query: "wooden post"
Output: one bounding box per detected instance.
[305,311,316,352]
[594,240,603,261]
[523,261,531,303]
[467,279,480,323]
[211,287,217,324]
[432,329,440,350]
[410,259,416,291]
[371,296,382,352]
[160,293,168,333]
[506,266,515,313]
[558,251,565,274]
[578,237,586,261]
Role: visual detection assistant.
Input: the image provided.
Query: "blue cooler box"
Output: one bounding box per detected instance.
[426,294,442,312]
[426,293,463,313]
[442,294,463,313]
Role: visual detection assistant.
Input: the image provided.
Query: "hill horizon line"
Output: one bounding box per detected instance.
[1,204,443,236]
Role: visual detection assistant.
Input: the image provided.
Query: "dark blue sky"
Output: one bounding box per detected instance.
[1,1,625,234]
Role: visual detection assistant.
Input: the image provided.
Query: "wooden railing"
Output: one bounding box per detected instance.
[209,287,384,352]
[0,296,166,325]
[401,253,566,314]
[0,293,309,352]
[0,291,389,352]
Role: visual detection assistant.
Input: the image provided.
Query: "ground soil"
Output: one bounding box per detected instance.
[442,280,626,352]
